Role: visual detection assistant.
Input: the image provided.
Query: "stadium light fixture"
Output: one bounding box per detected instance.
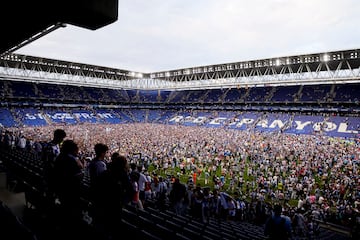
[275,59,281,66]
[322,54,330,62]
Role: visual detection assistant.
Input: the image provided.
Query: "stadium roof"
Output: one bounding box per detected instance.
[150,49,360,82]
[0,49,359,90]
[0,0,118,55]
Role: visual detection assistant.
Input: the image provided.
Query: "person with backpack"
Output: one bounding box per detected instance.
[264,204,292,240]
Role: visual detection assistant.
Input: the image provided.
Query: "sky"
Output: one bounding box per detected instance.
[16,0,360,73]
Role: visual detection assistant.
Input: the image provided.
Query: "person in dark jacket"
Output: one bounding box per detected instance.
[92,154,133,239]
[264,204,292,240]
[53,139,84,231]
[169,177,187,215]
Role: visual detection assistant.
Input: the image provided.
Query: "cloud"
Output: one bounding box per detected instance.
[16,0,360,72]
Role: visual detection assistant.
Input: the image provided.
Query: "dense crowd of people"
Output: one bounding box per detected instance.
[1,121,359,239]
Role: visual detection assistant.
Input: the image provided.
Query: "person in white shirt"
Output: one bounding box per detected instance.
[136,165,149,207]
[156,176,167,210]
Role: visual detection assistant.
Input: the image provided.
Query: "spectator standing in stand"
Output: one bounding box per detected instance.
[41,129,66,208]
[88,143,109,202]
[264,204,292,240]
[52,139,84,235]
[92,155,133,239]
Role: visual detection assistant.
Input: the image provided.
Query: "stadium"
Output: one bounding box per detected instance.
[0,2,359,240]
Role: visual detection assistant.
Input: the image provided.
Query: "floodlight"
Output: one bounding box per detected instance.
[275,59,281,66]
[184,69,191,75]
[322,54,330,62]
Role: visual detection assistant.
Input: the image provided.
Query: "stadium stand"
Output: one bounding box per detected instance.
[0,49,359,239]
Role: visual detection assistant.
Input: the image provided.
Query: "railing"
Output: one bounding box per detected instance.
[314,219,353,238]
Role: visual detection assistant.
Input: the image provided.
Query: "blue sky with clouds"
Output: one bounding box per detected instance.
[16,0,360,72]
